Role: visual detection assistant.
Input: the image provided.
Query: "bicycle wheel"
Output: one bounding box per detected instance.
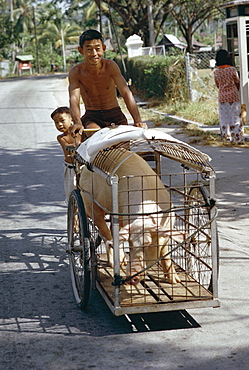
[67,189,91,309]
[186,184,219,290]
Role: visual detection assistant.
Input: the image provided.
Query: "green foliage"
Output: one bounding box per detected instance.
[115,55,188,101]
[104,50,119,60]
[23,42,63,69]
[0,10,19,58]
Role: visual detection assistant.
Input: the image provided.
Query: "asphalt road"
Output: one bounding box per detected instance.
[0,74,249,370]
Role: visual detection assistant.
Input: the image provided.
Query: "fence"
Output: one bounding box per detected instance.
[185,52,218,102]
[140,47,218,102]
[142,45,165,57]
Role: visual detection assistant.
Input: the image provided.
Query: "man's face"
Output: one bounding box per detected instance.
[78,39,106,66]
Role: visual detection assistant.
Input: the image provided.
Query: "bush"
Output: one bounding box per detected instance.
[114,54,188,101]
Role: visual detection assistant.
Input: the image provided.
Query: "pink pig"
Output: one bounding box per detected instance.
[79,150,181,285]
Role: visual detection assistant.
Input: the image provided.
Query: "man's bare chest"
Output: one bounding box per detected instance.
[82,72,113,86]
[80,74,115,96]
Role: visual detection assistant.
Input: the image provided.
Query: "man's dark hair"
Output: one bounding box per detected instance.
[79,29,103,48]
[216,49,233,67]
[51,106,70,119]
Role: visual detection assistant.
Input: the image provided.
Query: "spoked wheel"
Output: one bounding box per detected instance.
[186,184,219,291]
[67,189,91,309]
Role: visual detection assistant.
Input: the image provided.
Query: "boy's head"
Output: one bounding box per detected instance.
[51,106,73,133]
[79,29,103,48]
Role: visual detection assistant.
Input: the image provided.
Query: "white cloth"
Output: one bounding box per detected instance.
[76,126,200,163]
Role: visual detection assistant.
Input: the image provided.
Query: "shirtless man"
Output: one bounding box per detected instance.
[69,29,147,137]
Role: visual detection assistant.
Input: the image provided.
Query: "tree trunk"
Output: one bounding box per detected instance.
[185,26,193,53]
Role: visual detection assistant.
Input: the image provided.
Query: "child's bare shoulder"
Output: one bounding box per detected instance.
[57,133,65,144]
[57,133,73,142]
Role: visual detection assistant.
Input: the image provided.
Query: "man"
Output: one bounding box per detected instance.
[69,29,147,137]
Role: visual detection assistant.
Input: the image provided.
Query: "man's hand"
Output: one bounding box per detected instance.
[134,122,148,129]
[70,122,84,137]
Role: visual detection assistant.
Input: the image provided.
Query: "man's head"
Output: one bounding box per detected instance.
[78,29,106,66]
[79,29,103,48]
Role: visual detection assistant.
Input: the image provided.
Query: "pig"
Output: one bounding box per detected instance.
[79,149,181,285]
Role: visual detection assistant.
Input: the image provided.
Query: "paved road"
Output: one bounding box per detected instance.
[0,75,249,370]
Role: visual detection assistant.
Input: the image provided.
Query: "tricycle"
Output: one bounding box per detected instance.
[67,126,219,316]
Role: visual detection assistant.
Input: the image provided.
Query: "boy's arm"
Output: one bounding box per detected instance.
[57,135,75,162]
[110,61,147,129]
[68,67,84,136]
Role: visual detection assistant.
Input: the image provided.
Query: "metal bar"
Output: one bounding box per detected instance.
[209,170,219,298]
[112,298,220,317]
[110,175,121,309]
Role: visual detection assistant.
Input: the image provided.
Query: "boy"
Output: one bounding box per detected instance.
[51,106,81,202]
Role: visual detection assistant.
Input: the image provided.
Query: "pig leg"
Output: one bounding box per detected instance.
[159,237,181,284]
[82,196,113,265]
[91,205,126,268]
[125,251,145,285]
[91,206,116,266]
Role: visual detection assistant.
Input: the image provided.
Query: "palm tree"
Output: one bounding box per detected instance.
[13,0,34,35]
[36,2,81,71]
[40,21,81,71]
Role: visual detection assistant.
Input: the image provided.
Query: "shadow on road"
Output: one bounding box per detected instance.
[1,143,202,338]
[0,225,200,338]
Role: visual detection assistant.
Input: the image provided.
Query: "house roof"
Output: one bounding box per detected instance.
[15,55,33,61]
[158,34,187,49]
[192,38,208,48]
[222,0,249,8]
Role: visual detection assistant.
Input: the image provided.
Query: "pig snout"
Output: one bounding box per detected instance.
[125,274,141,285]
[125,258,145,285]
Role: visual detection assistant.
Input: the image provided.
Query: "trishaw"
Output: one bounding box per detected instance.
[67,126,219,316]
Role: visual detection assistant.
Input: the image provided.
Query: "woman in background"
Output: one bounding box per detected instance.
[214,49,244,143]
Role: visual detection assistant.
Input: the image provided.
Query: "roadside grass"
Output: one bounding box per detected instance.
[118,97,249,147]
[137,97,219,126]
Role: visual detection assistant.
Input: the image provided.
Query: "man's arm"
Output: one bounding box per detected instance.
[68,67,84,136]
[111,61,147,129]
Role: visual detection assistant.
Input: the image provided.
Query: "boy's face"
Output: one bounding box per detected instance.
[53,112,73,133]
[78,39,106,66]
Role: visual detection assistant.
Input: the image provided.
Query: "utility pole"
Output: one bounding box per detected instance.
[10,0,15,61]
[32,6,40,73]
[99,0,103,35]
[147,0,155,46]
[61,29,66,72]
